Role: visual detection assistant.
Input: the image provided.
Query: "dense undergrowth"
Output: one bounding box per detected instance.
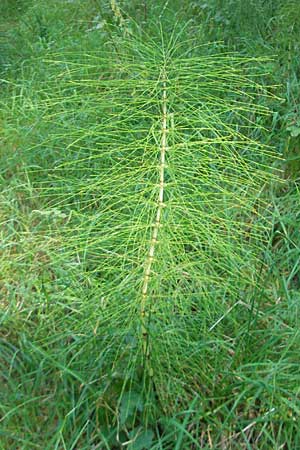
[0,1,299,449]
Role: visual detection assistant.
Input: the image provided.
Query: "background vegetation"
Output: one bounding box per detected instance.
[0,1,299,449]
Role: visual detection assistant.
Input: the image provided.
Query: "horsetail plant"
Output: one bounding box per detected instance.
[26,26,279,420]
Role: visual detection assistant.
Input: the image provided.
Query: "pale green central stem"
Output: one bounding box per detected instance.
[141,77,168,358]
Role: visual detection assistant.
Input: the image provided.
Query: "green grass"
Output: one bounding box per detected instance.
[1,1,299,449]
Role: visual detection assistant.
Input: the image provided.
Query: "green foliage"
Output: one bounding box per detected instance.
[0,1,299,449]
[22,27,280,408]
